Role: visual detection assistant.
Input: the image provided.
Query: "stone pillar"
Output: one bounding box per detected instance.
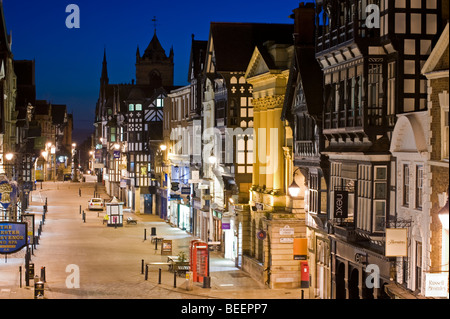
[253,107,260,186]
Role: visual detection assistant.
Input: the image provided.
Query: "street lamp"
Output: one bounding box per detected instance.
[288,168,301,198]
[5,153,14,161]
[160,144,167,151]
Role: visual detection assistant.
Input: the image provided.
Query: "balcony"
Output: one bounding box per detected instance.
[333,222,357,242]
[316,19,379,56]
[294,140,318,158]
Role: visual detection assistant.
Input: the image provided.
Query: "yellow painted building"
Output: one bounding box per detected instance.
[243,37,308,291]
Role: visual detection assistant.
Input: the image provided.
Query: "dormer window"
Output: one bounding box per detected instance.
[136,104,142,111]
[129,104,135,112]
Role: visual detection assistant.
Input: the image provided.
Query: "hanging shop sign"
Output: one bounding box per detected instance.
[0,222,27,254]
[0,181,16,210]
[257,230,267,240]
[21,214,35,245]
[334,190,348,218]
[113,150,120,159]
[385,228,408,257]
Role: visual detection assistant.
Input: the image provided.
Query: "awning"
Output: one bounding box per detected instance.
[384,282,429,299]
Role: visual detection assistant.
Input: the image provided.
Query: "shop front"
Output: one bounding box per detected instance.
[179,203,191,233]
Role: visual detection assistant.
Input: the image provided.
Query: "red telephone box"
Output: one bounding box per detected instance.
[190,240,209,283]
[300,261,310,288]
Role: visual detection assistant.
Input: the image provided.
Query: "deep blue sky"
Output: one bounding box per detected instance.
[3,0,313,143]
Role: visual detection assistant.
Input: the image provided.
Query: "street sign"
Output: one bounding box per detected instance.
[181,187,190,195]
[0,222,27,254]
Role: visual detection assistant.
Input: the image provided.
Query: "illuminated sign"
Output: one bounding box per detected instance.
[0,222,27,254]
[385,228,408,257]
[0,181,16,209]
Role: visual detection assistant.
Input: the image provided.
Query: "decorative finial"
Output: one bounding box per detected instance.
[152,16,158,34]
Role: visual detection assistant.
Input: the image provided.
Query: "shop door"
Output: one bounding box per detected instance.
[144,194,152,214]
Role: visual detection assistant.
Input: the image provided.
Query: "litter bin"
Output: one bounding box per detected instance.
[34,281,45,299]
[151,227,156,236]
[203,276,211,288]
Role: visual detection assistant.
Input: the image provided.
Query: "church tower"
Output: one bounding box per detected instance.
[135,24,174,88]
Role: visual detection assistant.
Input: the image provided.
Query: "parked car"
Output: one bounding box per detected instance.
[64,174,72,181]
[88,198,104,210]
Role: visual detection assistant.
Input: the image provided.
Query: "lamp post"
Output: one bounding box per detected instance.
[288,168,301,198]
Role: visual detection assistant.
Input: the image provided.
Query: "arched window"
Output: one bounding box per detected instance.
[149,69,162,88]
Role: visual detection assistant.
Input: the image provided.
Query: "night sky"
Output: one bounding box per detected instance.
[3,0,313,143]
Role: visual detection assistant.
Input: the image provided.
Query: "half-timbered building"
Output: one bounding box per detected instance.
[314,0,444,299]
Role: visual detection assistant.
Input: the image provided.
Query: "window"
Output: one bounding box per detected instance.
[416,165,423,209]
[416,242,422,291]
[387,62,396,126]
[157,98,164,108]
[368,64,383,125]
[136,104,142,111]
[357,164,372,231]
[309,174,319,214]
[441,94,449,160]
[129,104,134,112]
[110,127,116,142]
[403,164,410,207]
[373,166,387,232]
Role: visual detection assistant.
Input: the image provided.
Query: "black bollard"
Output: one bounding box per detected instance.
[145,265,148,281]
[144,229,147,241]
[41,267,46,283]
[19,266,22,288]
[158,268,162,284]
[174,271,177,288]
[141,259,144,275]
[155,238,158,251]
[79,205,81,214]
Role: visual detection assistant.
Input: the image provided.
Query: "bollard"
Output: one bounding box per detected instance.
[145,265,148,281]
[41,267,46,283]
[174,271,177,288]
[82,211,86,223]
[144,229,147,241]
[19,266,22,288]
[155,238,158,251]
[141,260,144,275]
[186,272,193,291]
[79,205,81,214]
[158,268,162,285]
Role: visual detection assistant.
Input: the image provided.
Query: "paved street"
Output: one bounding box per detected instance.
[0,180,304,300]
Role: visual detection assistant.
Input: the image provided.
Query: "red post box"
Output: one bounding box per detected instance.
[300,261,310,288]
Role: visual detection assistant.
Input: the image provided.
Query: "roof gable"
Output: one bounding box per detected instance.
[207,22,293,73]
[422,22,449,75]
